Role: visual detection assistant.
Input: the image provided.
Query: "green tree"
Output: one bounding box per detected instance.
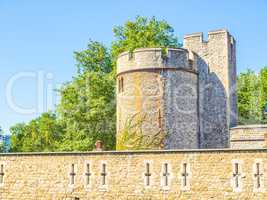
[10,123,26,152]
[259,67,267,123]
[10,112,62,152]
[237,69,265,124]
[0,127,5,152]
[111,16,179,60]
[57,40,116,151]
[57,71,116,151]
[74,40,113,74]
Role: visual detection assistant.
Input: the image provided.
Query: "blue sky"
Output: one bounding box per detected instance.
[0,0,267,133]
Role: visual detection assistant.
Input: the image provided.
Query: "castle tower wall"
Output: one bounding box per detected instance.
[184,29,237,148]
[116,48,199,150]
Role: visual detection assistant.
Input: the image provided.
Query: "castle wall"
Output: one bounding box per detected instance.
[230,125,267,149]
[1,149,267,199]
[228,36,238,127]
[163,70,198,149]
[116,48,166,150]
[116,71,164,149]
[184,29,237,148]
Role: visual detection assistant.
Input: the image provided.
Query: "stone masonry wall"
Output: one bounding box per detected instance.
[163,70,199,149]
[184,29,237,148]
[228,36,238,128]
[116,71,164,149]
[230,125,267,149]
[1,150,267,199]
[117,48,199,150]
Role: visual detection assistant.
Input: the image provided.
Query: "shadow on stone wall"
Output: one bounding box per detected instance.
[197,56,228,148]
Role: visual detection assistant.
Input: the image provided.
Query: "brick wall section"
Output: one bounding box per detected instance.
[1,149,267,199]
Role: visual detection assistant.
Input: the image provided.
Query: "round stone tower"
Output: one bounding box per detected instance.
[116,48,199,150]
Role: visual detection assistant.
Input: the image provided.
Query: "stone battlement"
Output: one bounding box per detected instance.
[184,29,235,44]
[117,48,197,75]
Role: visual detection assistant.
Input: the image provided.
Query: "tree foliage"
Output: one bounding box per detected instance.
[56,40,116,151]
[57,71,116,151]
[259,67,267,112]
[9,123,26,152]
[0,127,5,152]
[237,68,267,124]
[111,16,179,59]
[117,113,165,150]
[10,113,62,152]
[74,40,113,74]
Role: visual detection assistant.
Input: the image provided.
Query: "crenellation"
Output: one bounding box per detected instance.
[184,32,204,42]
[208,28,229,35]
[184,29,232,46]
[188,50,198,72]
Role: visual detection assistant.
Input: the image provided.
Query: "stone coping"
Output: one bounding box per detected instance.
[208,29,228,35]
[230,124,267,130]
[1,148,267,156]
[117,47,188,58]
[184,32,203,39]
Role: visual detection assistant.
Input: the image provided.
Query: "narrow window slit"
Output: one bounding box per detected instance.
[254,163,263,189]
[101,163,107,185]
[70,164,76,185]
[233,163,241,189]
[118,77,124,93]
[121,77,124,93]
[162,163,170,187]
[85,163,91,185]
[0,164,4,184]
[181,163,189,187]
[144,163,151,186]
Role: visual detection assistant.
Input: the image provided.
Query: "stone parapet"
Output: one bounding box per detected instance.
[230,125,267,149]
[1,149,267,199]
[117,48,196,75]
